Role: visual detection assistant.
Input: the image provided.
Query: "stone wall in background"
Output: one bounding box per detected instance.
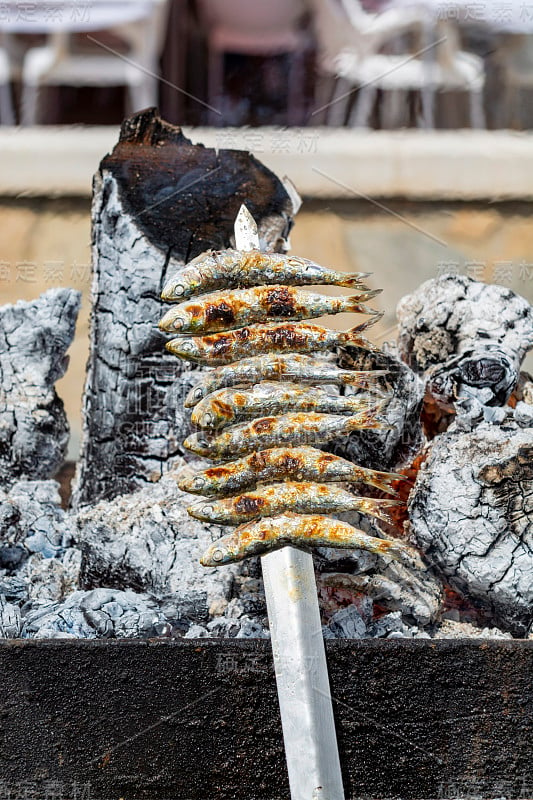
[0,197,532,459]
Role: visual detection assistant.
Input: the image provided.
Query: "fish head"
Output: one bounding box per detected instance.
[200,535,239,567]
[159,307,188,333]
[183,431,213,456]
[187,500,216,522]
[166,337,203,361]
[184,382,207,407]
[177,471,209,494]
[161,276,189,301]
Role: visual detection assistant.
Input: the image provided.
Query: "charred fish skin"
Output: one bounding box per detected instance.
[200,513,424,569]
[178,445,405,497]
[159,285,382,334]
[183,409,387,460]
[184,354,387,408]
[188,482,401,525]
[190,381,382,429]
[166,320,381,366]
[161,249,371,301]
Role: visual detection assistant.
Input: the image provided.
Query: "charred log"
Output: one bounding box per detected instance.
[408,414,533,636]
[72,109,295,508]
[0,289,80,487]
[327,345,424,471]
[397,275,533,418]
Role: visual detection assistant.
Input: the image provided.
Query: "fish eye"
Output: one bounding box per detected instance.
[180,340,194,352]
[204,412,214,426]
[173,283,185,296]
[172,316,186,330]
[192,476,206,489]
[212,548,224,562]
[194,387,204,399]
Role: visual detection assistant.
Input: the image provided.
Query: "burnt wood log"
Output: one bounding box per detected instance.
[408,414,533,636]
[0,289,80,487]
[397,275,533,414]
[72,108,295,508]
[328,345,425,471]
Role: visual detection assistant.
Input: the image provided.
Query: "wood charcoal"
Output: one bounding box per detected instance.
[72,109,295,508]
[0,289,80,487]
[397,275,533,413]
[408,414,533,636]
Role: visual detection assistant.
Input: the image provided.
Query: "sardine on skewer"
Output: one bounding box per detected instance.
[161,248,371,301]
[183,408,388,460]
[159,285,382,334]
[184,354,387,408]
[188,482,401,525]
[200,513,424,569]
[166,320,381,366]
[178,445,405,497]
[191,381,386,429]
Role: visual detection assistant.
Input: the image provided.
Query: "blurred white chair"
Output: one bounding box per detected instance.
[310,0,485,129]
[20,0,169,125]
[197,0,308,125]
[496,34,533,128]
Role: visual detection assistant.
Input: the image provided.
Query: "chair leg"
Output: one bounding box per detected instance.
[419,84,435,129]
[129,75,159,113]
[0,81,15,125]
[207,47,224,126]
[349,84,377,129]
[469,88,486,129]
[313,73,335,125]
[327,77,352,127]
[381,88,404,129]
[287,50,304,126]
[21,83,39,125]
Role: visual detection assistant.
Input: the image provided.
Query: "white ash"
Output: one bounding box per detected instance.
[185,615,270,640]
[0,572,26,602]
[397,275,533,410]
[433,619,513,639]
[75,465,240,625]
[322,605,430,640]
[319,558,443,627]
[21,587,183,640]
[328,345,425,471]
[0,289,80,487]
[408,417,533,636]
[0,595,21,637]
[22,548,81,604]
[0,480,73,569]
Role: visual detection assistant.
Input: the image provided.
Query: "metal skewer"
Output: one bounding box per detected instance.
[234,204,345,800]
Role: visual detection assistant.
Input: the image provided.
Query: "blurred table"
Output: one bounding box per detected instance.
[387,0,533,33]
[0,1,154,33]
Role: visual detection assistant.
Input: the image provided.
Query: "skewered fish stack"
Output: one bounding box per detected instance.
[159,247,423,570]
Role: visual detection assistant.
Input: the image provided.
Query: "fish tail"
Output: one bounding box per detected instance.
[340,369,387,386]
[366,469,408,495]
[367,498,403,525]
[354,288,382,302]
[346,402,389,431]
[344,300,384,318]
[340,329,383,353]
[338,271,372,287]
